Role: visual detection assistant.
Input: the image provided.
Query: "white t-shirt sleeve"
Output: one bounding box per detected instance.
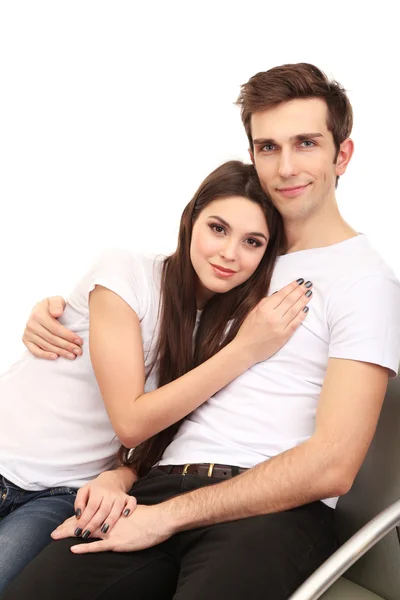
[327,274,400,377]
[87,249,148,319]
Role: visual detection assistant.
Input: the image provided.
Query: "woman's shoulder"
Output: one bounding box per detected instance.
[94,249,168,298]
[90,248,165,275]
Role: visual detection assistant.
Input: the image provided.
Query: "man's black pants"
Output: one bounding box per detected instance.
[2,468,337,600]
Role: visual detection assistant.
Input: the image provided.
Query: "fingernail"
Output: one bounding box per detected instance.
[74,338,83,345]
[123,509,130,516]
[75,508,82,518]
[73,348,82,356]
[74,528,83,537]
[303,306,309,313]
[296,278,304,285]
[67,352,76,360]
[101,523,109,534]
[305,290,313,298]
[82,530,91,540]
[304,281,313,288]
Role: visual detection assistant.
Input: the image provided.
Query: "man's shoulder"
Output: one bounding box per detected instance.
[325,237,400,327]
[345,235,395,272]
[330,235,398,291]
[271,235,398,295]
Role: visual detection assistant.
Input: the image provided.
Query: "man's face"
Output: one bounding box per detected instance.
[250,98,348,223]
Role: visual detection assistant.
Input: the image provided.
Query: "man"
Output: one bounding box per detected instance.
[5,63,400,599]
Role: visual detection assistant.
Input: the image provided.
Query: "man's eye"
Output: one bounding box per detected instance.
[300,140,315,148]
[261,144,275,152]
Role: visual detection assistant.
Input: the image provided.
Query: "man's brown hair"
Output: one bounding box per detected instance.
[236,62,353,160]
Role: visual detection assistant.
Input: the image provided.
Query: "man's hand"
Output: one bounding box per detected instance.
[69,504,173,554]
[22,296,83,360]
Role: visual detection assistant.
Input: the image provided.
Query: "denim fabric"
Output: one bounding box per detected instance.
[0,474,76,594]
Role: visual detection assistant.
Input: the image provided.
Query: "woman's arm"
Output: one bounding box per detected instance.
[90,281,311,448]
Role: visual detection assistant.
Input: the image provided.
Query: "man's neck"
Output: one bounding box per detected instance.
[283,204,358,254]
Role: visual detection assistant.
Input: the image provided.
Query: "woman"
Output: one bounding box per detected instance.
[0,161,312,592]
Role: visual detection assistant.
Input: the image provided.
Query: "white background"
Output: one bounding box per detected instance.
[0,1,398,372]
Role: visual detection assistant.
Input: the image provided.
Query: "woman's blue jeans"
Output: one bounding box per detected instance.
[0,474,76,594]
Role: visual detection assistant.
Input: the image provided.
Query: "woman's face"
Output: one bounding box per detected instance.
[190,196,269,308]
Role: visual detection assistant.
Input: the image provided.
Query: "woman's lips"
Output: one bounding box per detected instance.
[210,263,237,278]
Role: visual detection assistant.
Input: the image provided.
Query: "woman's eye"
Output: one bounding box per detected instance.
[210,224,225,234]
[245,238,261,247]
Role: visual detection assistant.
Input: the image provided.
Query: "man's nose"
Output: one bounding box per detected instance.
[278,149,299,179]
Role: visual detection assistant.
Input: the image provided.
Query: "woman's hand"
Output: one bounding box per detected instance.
[49,504,171,555]
[235,278,313,364]
[69,504,173,554]
[52,467,138,540]
[22,296,83,360]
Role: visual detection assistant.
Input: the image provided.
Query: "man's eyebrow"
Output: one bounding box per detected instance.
[208,215,268,241]
[253,133,324,146]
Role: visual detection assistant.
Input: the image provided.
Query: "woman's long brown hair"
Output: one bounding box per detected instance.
[119,160,284,476]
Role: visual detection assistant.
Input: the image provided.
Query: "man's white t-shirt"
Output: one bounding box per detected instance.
[159,235,400,507]
[0,250,164,490]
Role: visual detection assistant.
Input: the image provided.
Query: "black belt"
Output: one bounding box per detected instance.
[157,463,249,480]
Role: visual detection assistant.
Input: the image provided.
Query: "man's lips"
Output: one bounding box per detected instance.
[210,263,237,277]
[277,183,311,197]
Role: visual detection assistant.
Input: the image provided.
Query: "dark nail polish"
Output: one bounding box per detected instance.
[74,527,83,537]
[305,281,313,288]
[123,509,130,517]
[305,290,313,298]
[75,508,82,519]
[101,523,109,534]
[303,306,309,313]
[296,278,304,285]
[82,530,91,540]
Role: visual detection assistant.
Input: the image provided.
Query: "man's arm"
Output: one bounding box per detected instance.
[22,296,83,360]
[161,358,388,531]
[67,358,390,555]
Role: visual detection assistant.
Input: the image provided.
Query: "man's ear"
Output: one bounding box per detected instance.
[248,148,254,164]
[335,138,354,176]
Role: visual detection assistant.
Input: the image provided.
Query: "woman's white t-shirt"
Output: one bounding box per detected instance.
[0,250,164,490]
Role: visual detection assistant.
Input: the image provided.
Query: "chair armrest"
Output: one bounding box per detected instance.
[288,498,400,600]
